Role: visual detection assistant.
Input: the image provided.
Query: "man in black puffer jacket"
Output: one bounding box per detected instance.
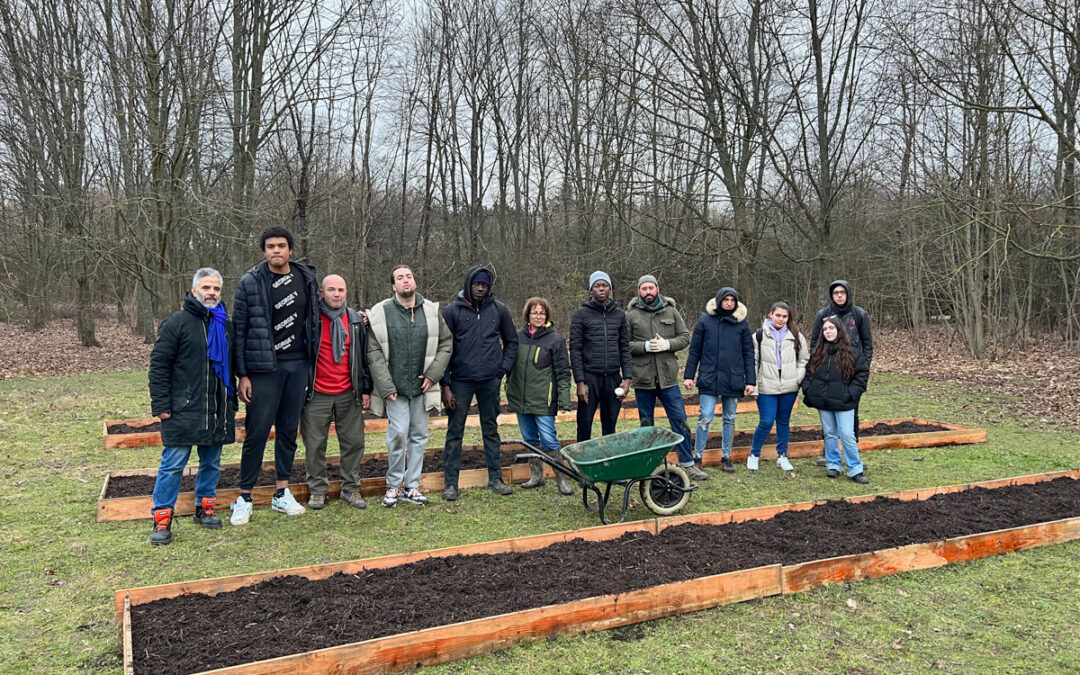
[570,271,633,442]
[229,226,320,525]
[148,268,237,545]
[440,265,519,499]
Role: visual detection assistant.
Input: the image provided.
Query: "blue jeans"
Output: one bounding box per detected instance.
[818,409,863,476]
[152,445,222,513]
[751,392,798,457]
[636,387,694,465]
[695,395,738,459]
[516,413,560,452]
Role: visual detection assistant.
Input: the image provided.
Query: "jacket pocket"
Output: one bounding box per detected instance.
[659,318,676,337]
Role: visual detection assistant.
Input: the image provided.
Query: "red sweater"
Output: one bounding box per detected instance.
[314,315,351,395]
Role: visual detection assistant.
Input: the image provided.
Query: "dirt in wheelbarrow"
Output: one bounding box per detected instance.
[104,448,527,498]
[131,476,1080,674]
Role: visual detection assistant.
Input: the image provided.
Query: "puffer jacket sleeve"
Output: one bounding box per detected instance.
[232,277,250,376]
[498,304,518,376]
[795,333,810,384]
[148,314,179,417]
[426,310,454,384]
[809,307,826,353]
[849,346,869,398]
[618,312,633,380]
[856,308,873,363]
[683,316,704,380]
[741,323,756,387]
[366,322,396,397]
[569,310,585,383]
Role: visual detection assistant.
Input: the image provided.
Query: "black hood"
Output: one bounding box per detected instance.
[460,264,495,307]
[829,279,853,312]
[714,286,739,316]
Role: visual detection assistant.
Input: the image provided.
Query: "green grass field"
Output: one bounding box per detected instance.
[1,371,1077,673]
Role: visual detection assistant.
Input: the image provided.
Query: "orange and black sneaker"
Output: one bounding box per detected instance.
[150,507,173,546]
[193,497,223,530]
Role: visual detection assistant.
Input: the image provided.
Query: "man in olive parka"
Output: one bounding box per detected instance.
[625,275,704,481]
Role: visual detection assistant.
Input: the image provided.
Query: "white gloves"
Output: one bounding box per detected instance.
[646,336,671,352]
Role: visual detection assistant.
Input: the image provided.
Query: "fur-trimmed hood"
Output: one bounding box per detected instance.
[705,297,748,322]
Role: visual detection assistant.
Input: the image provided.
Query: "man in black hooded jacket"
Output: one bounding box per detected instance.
[439,265,519,501]
[810,279,873,444]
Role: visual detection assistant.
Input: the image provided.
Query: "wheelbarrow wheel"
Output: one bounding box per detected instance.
[640,464,692,516]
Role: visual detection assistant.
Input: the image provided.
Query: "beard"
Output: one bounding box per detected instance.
[640,293,657,305]
[398,287,415,298]
[195,291,219,308]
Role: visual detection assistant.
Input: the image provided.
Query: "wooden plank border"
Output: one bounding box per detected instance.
[97,419,987,522]
[103,398,767,449]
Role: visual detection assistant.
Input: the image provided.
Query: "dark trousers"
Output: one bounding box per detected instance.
[635,386,694,464]
[443,377,503,486]
[239,358,308,490]
[576,371,621,441]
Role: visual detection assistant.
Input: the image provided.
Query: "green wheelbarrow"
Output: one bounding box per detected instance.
[512,427,697,524]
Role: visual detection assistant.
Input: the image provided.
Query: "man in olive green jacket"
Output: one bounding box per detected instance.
[626,275,705,481]
[366,266,453,507]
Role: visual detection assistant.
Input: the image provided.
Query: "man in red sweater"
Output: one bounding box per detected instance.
[301,274,373,509]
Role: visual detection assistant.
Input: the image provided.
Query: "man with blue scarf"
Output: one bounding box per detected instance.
[148,268,237,546]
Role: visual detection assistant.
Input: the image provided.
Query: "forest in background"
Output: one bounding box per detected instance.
[0,0,1077,357]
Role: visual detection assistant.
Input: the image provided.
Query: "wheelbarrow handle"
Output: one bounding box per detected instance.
[502,438,587,484]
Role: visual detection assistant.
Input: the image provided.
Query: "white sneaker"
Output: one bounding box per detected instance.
[746,455,759,471]
[382,487,398,507]
[271,488,306,516]
[230,496,253,525]
[777,456,794,471]
[398,487,429,505]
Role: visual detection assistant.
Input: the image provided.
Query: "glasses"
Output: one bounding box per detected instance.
[529,311,547,317]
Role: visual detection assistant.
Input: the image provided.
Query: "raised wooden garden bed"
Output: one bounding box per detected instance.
[96,418,985,522]
[117,469,1080,674]
[102,395,765,449]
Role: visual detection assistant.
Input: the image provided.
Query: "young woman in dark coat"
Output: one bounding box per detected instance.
[801,316,869,483]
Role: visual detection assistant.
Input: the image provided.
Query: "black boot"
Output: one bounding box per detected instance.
[522,459,545,489]
[150,507,173,546]
[193,497,222,529]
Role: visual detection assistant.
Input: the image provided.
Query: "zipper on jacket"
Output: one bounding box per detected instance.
[201,321,210,432]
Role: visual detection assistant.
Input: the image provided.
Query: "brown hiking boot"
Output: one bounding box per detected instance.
[193,497,222,529]
[151,507,173,546]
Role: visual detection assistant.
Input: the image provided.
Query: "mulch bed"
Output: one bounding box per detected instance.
[102,421,951,498]
[131,476,1080,674]
[105,394,751,434]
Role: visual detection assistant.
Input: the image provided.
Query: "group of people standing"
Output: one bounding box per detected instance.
[146,226,873,546]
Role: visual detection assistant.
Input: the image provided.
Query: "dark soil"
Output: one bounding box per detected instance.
[103,422,950,499]
[131,476,1080,674]
[105,394,752,434]
[104,449,525,498]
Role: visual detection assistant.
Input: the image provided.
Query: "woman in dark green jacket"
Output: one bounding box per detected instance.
[506,297,573,493]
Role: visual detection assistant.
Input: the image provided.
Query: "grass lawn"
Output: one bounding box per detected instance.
[0,371,1077,673]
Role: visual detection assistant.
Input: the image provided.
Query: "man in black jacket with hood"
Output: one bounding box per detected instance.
[148,268,237,545]
[439,265,519,501]
[810,279,873,446]
[229,226,320,525]
[570,271,633,442]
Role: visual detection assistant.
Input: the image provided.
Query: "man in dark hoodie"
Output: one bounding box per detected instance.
[230,226,320,525]
[570,271,633,442]
[439,265,519,501]
[810,279,873,448]
[683,287,756,473]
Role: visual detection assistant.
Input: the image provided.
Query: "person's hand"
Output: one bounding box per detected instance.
[576,381,589,404]
[745,385,756,397]
[683,378,695,390]
[441,385,456,411]
[158,412,171,420]
[654,336,670,352]
[645,338,657,352]
[618,379,631,399]
[358,310,369,325]
[238,376,253,403]
[362,394,371,410]
[386,393,398,402]
[419,375,435,393]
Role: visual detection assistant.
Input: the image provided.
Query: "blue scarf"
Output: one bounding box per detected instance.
[207,304,234,396]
